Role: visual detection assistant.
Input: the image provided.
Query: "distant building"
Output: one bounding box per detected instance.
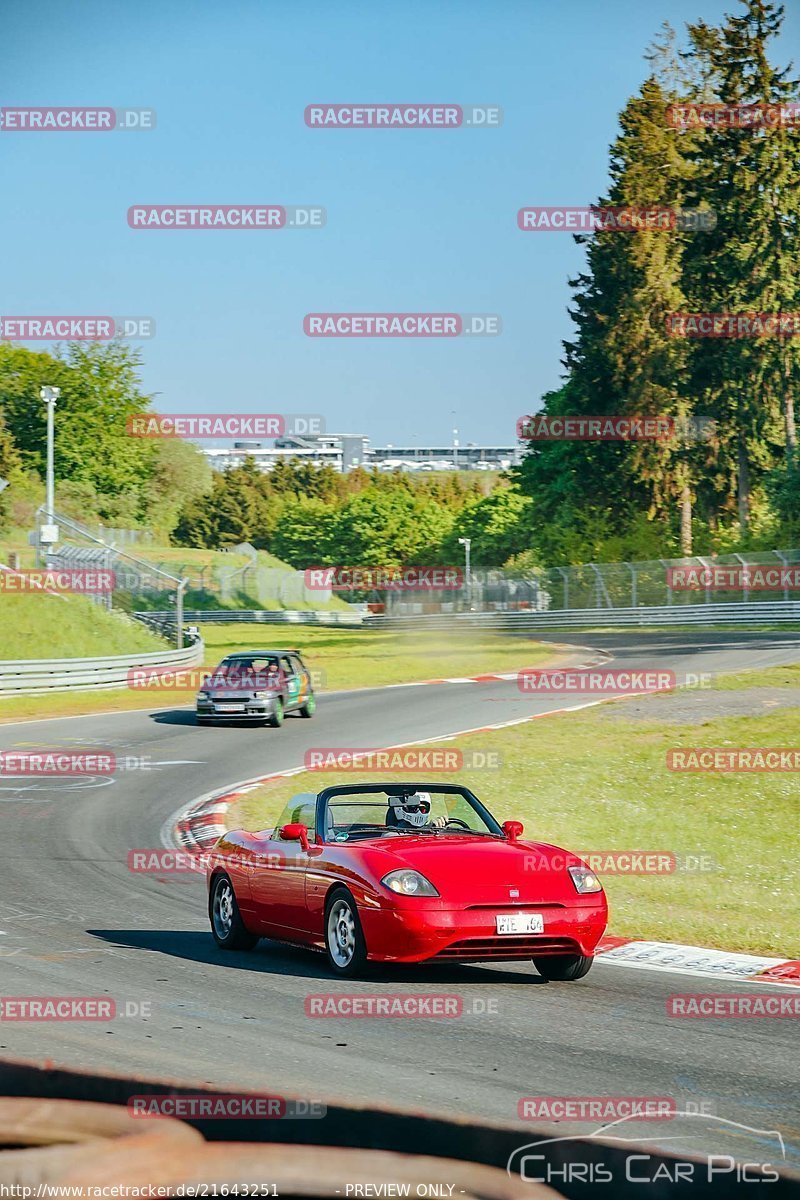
[203,433,518,474]
[370,444,518,471]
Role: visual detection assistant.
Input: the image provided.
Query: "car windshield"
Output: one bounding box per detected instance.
[212,656,282,687]
[323,787,501,841]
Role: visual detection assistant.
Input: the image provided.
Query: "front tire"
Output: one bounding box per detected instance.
[267,698,284,728]
[210,874,258,951]
[533,953,593,981]
[324,888,367,978]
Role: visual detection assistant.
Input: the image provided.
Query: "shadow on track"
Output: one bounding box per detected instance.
[150,711,305,727]
[150,711,205,726]
[88,928,548,985]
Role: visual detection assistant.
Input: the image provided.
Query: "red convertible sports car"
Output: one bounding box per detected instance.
[207,783,608,980]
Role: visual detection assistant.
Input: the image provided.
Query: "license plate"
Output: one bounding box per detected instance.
[496,913,544,935]
[216,702,244,711]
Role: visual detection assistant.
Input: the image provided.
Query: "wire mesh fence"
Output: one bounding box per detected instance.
[384,550,800,614]
[34,511,800,622]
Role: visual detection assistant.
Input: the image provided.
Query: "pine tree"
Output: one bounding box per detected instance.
[682,0,799,534]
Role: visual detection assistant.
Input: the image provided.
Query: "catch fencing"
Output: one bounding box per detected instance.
[134,601,800,630]
[383,549,800,615]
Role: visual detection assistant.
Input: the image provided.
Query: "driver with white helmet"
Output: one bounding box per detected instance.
[387,791,447,830]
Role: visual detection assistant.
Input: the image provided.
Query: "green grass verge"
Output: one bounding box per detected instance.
[0,593,166,659]
[0,626,557,723]
[200,626,554,690]
[711,662,800,689]
[229,687,799,958]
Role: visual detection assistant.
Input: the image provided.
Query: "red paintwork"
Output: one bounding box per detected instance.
[208,815,608,964]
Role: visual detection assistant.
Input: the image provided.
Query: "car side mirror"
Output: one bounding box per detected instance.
[281,823,310,852]
[503,820,524,842]
[202,674,210,685]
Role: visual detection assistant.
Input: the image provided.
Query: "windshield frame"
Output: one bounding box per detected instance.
[316,782,503,844]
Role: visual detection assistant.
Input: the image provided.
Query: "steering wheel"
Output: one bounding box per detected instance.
[442,818,471,830]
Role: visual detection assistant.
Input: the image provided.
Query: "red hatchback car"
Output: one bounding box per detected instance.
[207,783,608,980]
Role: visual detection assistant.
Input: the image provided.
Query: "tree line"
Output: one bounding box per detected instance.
[515,0,800,562]
[0,341,528,569]
[173,456,529,569]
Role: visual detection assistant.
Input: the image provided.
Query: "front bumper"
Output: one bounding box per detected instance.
[359,899,607,963]
[196,696,280,720]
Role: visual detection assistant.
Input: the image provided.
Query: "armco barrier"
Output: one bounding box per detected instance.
[134,608,368,626]
[0,638,204,695]
[134,601,800,631]
[378,600,800,629]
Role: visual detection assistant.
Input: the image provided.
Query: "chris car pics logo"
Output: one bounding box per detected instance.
[507,1113,786,1187]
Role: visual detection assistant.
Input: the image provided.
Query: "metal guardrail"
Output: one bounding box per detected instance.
[376,601,800,629]
[3,600,793,694]
[134,601,800,630]
[0,638,204,695]
[134,609,368,627]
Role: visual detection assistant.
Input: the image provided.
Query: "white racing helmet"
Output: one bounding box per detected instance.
[389,791,432,828]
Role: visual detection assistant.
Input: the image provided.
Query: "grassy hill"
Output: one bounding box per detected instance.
[0,591,167,660]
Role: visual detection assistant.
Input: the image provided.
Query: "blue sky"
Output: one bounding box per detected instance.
[3,0,798,447]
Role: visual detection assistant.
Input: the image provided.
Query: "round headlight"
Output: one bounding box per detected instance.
[568,865,603,894]
[381,869,439,897]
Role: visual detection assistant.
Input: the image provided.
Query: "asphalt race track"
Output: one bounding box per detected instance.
[1,630,799,1169]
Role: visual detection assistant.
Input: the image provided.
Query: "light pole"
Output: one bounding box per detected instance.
[40,386,61,564]
[458,536,471,587]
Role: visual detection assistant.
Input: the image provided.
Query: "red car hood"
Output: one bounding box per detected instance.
[361,835,593,905]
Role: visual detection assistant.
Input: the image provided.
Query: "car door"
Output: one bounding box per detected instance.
[290,654,312,705]
[280,654,302,711]
[248,795,316,940]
